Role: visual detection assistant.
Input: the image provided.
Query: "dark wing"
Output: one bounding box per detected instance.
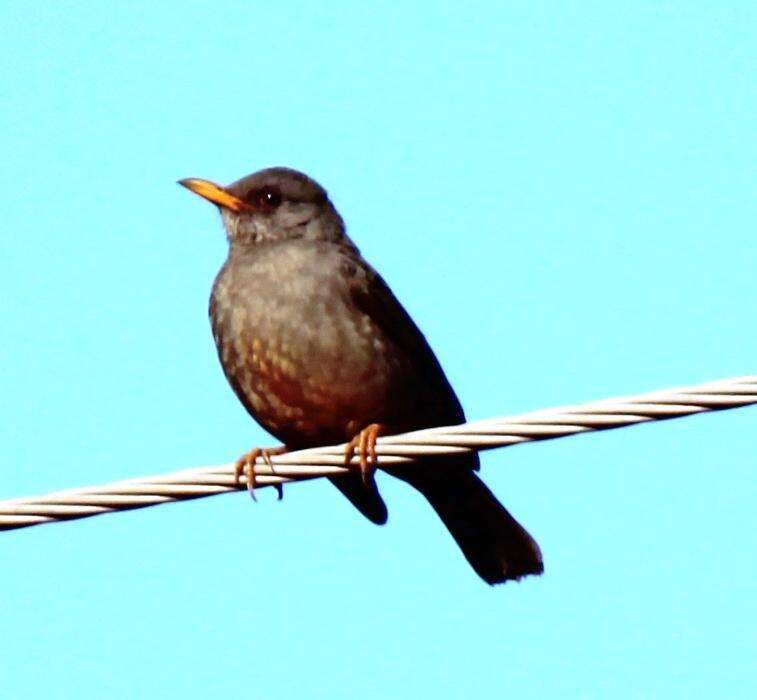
[340,249,470,433]
[340,252,543,584]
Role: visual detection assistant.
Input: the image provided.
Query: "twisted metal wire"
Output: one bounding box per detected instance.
[2,375,755,531]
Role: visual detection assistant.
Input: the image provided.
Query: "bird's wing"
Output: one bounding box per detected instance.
[340,249,468,430]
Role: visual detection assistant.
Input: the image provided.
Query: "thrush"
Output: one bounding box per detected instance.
[179,167,543,584]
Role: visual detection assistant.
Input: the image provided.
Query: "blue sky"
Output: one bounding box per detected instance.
[1,2,755,698]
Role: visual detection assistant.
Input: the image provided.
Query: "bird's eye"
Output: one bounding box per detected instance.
[246,187,282,210]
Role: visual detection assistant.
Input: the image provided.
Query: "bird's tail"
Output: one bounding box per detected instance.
[398,465,543,584]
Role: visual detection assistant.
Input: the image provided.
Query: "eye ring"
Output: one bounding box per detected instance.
[246,186,282,210]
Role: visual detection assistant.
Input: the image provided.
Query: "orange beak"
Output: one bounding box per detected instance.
[178,178,250,213]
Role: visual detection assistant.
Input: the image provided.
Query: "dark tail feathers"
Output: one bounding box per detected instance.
[404,468,543,584]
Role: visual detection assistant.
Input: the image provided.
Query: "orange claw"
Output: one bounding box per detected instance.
[344,423,384,484]
[234,446,289,500]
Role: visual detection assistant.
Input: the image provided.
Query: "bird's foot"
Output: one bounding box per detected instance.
[234,446,289,501]
[344,424,385,485]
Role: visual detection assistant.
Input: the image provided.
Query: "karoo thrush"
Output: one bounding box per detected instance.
[179,167,543,584]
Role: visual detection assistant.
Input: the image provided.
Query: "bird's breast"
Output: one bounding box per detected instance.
[210,250,397,445]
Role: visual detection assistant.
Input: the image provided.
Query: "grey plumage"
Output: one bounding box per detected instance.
[182,167,544,584]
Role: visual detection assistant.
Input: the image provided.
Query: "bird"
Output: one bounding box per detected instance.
[179,167,543,584]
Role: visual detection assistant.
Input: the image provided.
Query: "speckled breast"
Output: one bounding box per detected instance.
[209,242,398,447]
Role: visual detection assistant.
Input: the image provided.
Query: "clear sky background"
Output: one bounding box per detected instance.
[1,2,755,698]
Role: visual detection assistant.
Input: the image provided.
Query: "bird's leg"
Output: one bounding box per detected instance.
[344,423,385,484]
[234,446,289,501]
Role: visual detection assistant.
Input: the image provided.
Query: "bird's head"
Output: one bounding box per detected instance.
[179,167,346,247]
